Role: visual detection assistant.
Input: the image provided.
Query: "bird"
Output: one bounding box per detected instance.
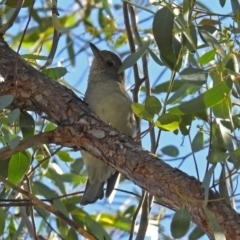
[80,43,136,205]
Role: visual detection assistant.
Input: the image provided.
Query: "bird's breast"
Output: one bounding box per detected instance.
[85,81,136,136]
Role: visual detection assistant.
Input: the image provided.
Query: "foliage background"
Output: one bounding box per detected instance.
[0,0,239,239]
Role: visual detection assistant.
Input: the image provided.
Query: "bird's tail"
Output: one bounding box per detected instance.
[80,180,104,205]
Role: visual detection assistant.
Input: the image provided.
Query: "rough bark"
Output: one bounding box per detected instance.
[0,39,239,239]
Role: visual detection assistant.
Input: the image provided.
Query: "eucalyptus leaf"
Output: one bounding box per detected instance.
[118,41,151,73]
[192,131,204,152]
[42,67,68,80]
[7,108,20,125]
[202,164,216,203]
[168,78,232,115]
[171,208,191,238]
[145,95,162,115]
[161,145,179,157]
[204,206,226,240]
[7,152,30,188]
[0,95,13,110]
[156,113,181,131]
[152,7,176,69]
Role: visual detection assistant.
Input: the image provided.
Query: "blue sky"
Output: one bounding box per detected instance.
[3,0,236,239]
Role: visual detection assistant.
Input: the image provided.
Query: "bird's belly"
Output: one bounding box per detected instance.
[86,89,135,136]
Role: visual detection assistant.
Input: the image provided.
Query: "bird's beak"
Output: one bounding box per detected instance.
[89,43,101,57]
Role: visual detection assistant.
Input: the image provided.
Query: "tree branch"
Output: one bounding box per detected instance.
[0,39,240,239]
[0,132,51,161]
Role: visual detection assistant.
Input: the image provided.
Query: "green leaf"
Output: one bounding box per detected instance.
[8,217,16,239]
[19,111,35,138]
[145,96,161,115]
[179,67,208,85]
[66,35,75,66]
[148,48,163,66]
[219,165,231,206]
[189,226,205,240]
[0,95,13,110]
[212,120,234,152]
[204,206,226,240]
[102,0,114,19]
[219,0,226,7]
[224,53,239,73]
[168,78,232,115]
[175,15,197,52]
[45,166,66,194]
[44,122,57,132]
[231,0,240,14]
[167,83,201,105]
[202,164,216,203]
[5,0,33,8]
[53,199,69,217]
[66,228,78,240]
[7,108,20,125]
[71,159,84,173]
[98,212,132,231]
[118,41,151,73]
[199,29,225,58]
[58,151,74,162]
[9,136,21,149]
[179,114,192,135]
[72,208,111,240]
[151,80,185,93]
[32,181,58,198]
[207,148,229,164]
[131,103,153,121]
[21,54,48,60]
[57,173,85,184]
[184,24,198,52]
[171,208,191,238]
[0,157,10,178]
[85,215,111,240]
[229,147,240,168]
[42,67,68,80]
[198,25,218,40]
[0,207,6,235]
[194,110,208,122]
[152,7,176,69]
[123,205,136,216]
[212,96,231,119]
[7,152,30,188]
[198,49,216,64]
[58,78,83,95]
[161,145,179,157]
[192,131,204,152]
[156,113,181,131]
[183,0,190,23]
[199,19,221,26]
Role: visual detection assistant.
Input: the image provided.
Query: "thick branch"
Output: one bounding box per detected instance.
[0,39,240,239]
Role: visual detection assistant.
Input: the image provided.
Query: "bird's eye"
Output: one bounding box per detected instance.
[106,61,114,67]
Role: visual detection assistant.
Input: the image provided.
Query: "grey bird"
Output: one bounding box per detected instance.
[80,43,136,205]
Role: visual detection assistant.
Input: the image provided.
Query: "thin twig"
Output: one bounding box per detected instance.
[0,132,51,161]
[129,191,146,240]
[35,207,63,239]
[40,0,61,69]
[129,5,155,240]
[188,125,200,180]
[25,175,38,240]
[28,147,62,177]
[123,3,145,239]
[0,0,25,36]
